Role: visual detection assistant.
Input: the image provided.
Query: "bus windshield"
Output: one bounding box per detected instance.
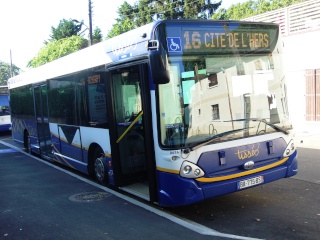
[158,51,292,148]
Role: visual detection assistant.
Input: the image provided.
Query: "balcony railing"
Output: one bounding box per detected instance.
[242,0,320,36]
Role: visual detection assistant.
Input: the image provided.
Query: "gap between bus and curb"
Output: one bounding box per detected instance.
[0,140,263,240]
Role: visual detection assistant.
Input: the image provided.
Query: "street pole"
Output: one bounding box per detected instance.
[88,0,93,46]
[10,50,13,78]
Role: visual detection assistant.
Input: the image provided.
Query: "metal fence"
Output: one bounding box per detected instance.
[243,0,320,36]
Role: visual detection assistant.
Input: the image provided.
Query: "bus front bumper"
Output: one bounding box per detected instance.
[157,153,298,207]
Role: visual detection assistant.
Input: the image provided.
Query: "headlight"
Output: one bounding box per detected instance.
[183,165,192,175]
[283,139,296,157]
[180,161,205,178]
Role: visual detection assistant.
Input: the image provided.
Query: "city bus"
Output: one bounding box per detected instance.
[0,86,11,132]
[7,20,298,207]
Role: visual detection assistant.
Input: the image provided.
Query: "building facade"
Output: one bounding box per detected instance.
[244,0,320,136]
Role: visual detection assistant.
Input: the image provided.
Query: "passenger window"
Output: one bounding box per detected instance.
[87,74,108,127]
[48,76,76,125]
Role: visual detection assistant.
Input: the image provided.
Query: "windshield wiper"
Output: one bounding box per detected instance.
[185,127,251,152]
[183,119,289,153]
[224,118,289,135]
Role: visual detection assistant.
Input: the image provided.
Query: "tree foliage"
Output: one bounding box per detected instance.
[92,26,103,44]
[47,19,84,43]
[107,17,135,39]
[28,17,105,68]
[0,61,20,85]
[107,0,222,39]
[211,0,307,20]
[28,35,88,68]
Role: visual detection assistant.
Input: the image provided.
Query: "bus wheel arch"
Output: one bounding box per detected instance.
[88,144,107,185]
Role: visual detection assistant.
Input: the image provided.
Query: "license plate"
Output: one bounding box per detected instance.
[238,176,264,190]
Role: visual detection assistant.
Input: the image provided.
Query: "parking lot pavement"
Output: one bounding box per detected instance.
[0,141,243,240]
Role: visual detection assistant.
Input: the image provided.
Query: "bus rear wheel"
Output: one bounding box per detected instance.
[24,131,31,153]
[93,147,107,185]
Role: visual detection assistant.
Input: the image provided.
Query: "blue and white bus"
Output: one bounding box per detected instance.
[0,86,11,132]
[8,20,297,206]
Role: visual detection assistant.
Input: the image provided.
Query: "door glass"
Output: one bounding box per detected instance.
[41,85,48,118]
[112,66,146,176]
[34,85,51,155]
[34,87,42,119]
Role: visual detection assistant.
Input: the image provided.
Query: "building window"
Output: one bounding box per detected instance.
[305,69,320,121]
[212,104,220,120]
[208,74,218,88]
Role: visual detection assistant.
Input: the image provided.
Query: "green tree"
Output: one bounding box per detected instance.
[28,35,88,68]
[105,1,138,38]
[92,26,103,44]
[150,0,222,20]
[0,61,20,85]
[218,0,256,20]
[107,18,135,39]
[107,0,222,38]
[47,19,84,43]
[28,17,101,68]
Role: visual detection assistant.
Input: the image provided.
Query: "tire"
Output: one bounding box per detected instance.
[92,147,107,185]
[24,131,31,153]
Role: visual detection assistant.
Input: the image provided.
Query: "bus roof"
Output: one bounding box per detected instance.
[8,19,279,89]
[8,21,158,89]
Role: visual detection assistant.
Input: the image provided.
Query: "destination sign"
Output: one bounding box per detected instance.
[88,74,100,85]
[183,31,269,50]
[165,23,279,55]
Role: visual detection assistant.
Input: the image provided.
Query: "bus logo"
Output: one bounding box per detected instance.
[244,161,255,170]
[235,143,260,160]
[167,37,182,52]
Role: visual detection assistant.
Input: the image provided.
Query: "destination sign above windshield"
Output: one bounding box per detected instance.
[183,31,269,49]
[165,23,279,54]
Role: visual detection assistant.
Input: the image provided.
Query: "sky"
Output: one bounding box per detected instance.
[0,0,243,71]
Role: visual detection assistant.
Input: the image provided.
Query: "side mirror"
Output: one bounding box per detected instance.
[149,49,170,85]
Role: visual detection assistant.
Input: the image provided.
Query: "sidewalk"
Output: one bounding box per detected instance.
[294,131,320,150]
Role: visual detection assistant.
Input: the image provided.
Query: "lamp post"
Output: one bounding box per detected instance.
[10,50,13,78]
[73,0,93,46]
[73,20,92,46]
[88,0,93,46]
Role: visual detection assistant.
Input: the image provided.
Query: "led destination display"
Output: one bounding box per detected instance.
[166,23,279,54]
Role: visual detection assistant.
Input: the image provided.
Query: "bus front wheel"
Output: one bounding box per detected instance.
[92,147,107,185]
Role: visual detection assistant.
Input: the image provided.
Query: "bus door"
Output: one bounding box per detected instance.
[34,84,51,157]
[108,64,157,202]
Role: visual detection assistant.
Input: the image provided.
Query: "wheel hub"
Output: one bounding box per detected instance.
[94,156,105,182]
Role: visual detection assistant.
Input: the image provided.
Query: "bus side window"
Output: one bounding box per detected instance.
[87,74,108,128]
[0,107,9,116]
[48,77,76,125]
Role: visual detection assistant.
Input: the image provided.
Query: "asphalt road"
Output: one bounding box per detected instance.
[0,137,225,240]
[166,147,320,240]
[1,131,319,240]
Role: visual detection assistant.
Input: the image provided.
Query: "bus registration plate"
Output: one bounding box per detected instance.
[238,176,264,190]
